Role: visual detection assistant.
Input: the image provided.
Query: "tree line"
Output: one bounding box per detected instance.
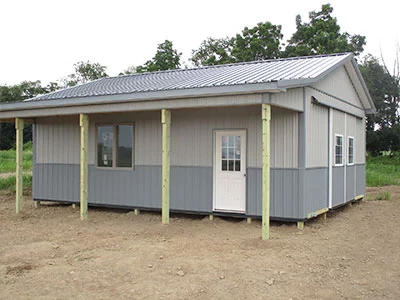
[1,4,399,154]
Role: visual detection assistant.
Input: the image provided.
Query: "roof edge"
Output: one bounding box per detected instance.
[0,82,282,116]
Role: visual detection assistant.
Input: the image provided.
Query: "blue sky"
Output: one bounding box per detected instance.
[1,0,398,85]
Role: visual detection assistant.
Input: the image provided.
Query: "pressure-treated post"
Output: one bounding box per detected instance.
[161,109,171,224]
[261,104,271,240]
[15,118,24,214]
[80,114,89,221]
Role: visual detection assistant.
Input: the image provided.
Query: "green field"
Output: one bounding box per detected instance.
[0,142,33,192]
[0,144,399,191]
[366,154,400,187]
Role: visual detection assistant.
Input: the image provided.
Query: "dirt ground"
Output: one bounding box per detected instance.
[1,187,399,300]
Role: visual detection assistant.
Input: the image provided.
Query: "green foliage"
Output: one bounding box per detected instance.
[366,154,400,186]
[190,37,235,66]
[0,145,33,173]
[232,22,283,61]
[64,61,108,87]
[375,191,391,201]
[191,22,283,66]
[284,4,366,57]
[136,40,182,73]
[0,175,32,192]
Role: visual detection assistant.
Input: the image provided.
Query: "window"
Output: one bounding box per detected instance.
[97,124,133,168]
[348,137,354,165]
[335,135,343,165]
[221,135,241,172]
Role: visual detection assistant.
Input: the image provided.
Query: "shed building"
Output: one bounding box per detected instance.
[0,53,375,237]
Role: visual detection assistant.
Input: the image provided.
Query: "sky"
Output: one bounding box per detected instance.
[0,0,399,86]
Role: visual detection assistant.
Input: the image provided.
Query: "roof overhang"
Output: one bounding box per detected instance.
[0,82,285,120]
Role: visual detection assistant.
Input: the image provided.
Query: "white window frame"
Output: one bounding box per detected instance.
[334,134,344,166]
[96,123,134,170]
[348,136,355,165]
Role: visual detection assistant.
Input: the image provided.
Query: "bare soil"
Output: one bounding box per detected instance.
[1,187,400,300]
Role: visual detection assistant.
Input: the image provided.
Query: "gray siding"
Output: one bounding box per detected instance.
[246,168,300,219]
[313,66,364,109]
[355,118,366,164]
[346,165,356,201]
[332,166,345,207]
[89,165,161,208]
[170,166,212,212]
[266,88,304,111]
[356,164,366,196]
[305,93,329,168]
[304,168,329,215]
[33,163,80,201]
[35,106,299,169]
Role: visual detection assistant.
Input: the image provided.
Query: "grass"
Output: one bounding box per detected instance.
[366,154,400,187]
[375,191,391,201]
[0,142,33,191]
[0,175,32,192]
[0,141,33,173]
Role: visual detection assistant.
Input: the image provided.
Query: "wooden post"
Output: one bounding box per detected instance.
[161,109,171,224]
[80,114,89,221]
[261,104,271,240]
[297,221,304,230]
[15,118,24,214]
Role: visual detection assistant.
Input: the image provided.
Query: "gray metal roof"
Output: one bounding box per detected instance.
[28,53,353,101]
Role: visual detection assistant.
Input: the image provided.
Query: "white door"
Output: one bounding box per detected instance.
[214,130,246,212]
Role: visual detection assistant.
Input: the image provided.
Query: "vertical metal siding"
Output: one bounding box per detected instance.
[304,168,329,214]
[346,165,356,201]
[356,164,366,196]
[36,117,80,164]
[306,94,329,168]
[313,66,364,109]
[355,118,366,164]
[332,166,345,207]
[170,166,213,212]
[247,168,300,219]
[269,88,304,111]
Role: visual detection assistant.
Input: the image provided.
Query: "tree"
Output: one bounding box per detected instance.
[64,61,108,87]
[136,40,181,73]
[191,22,283,66]
[0,81,56,149]
[190,37,235,66]
[360,55,400,153]
[360,55,400,129]
[284,4,366,57]
[232,22,283,61]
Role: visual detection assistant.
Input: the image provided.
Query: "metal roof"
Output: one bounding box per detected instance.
[28,53,353,101]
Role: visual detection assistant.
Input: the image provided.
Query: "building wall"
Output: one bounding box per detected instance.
[33,104,302,219]
[313,66,364,109]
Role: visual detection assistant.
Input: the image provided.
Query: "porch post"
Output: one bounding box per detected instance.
[79,114,89,221]
[261,104,271,240]
[161,109,171,224]
[15,118,24,214]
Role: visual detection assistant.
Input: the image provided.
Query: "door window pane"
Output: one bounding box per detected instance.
[228,160,234,171]
[117,125,133,168]
[235,160,241,172]
[98,126,113,167]
[222,160,227,171]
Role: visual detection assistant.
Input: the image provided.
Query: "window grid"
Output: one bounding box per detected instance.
[335,135,343,165]
[348,137,354,165]
[221,135,241,172]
